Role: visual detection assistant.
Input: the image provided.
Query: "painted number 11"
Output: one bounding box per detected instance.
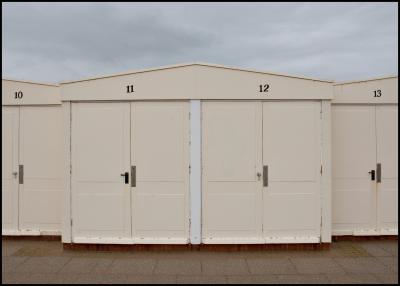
[126,85,134,93]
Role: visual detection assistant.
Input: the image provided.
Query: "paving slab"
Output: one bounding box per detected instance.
[373,273,398,284]
[75,273,131,284]
[2,242,24,257]
[202,258,250,275]
[276,274,330,284]
[109,258,156,275]
[177,275,228,284]
[14,256,71,273]
[59,257,114,274]
[126,274,177,284]
[376,256,398,273]
[326,273,381,284]
[246,257,297,274]
[290,257,346,274]
[2,257,28,273]
[354,257,394,274]
[335,255,398,275]
[226,274,278,284]
[154,259,201,275]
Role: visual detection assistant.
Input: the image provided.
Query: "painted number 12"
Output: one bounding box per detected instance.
[259,84,270,93]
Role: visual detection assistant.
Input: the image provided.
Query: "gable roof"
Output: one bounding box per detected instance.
[2,78,59,87]
[59,62,334,84]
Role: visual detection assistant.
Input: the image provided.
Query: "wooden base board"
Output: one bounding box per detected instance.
[2,235,61,241]
[332,235,398,242]
[63,243,331,251]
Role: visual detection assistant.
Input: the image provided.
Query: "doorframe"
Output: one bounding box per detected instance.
[62,101,72,243]
[63,100,191,244]
[320,100,332,242]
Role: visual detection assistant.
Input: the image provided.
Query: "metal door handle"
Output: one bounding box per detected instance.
[120,172,129,184]
[19,165,23,184]
[263,165,268,187]
[256,172,262,180]
[131,166,136,187]
[377,163,381,183]
[368,170,375,181]
[12,172,18,178]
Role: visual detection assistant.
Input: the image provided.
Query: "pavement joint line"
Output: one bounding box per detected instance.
[244,257,250,274]
[57,256,73,274]
[152,258,158,275]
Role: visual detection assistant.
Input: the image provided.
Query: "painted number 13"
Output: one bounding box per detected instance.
[373,90,382,97]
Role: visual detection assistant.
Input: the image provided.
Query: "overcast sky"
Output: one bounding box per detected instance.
[2,2,398,83]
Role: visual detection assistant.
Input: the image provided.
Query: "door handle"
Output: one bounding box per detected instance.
[256,172,262,180]
[19,165,24,184]
[263,165,268,187]
[368,170,375,181]
[12,172,18,178]
[376,163,381,183]
[131,166,136,187]
[120,172,129,184]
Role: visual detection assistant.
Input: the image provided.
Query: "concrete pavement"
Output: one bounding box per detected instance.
[2,239,398,284]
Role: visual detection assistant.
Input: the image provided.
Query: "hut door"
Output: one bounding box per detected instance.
[2,107,19,233]
[130,102,190,243]
[262,101,322,241]
[71,102,131,241]
[18,106,63,233]
[332,105,377,234]
[201,101,263,243]
[376,105,398,234]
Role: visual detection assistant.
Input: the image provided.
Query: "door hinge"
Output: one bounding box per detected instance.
[189,165,191,174]
[320,165,323,175]
[70,219,73,227]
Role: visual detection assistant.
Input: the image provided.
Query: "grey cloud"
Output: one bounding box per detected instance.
[2,2,397,83]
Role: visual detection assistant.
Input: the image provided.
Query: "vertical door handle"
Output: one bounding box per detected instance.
[376,163,381,183]
[131,166,136,187]
[263,165,268,187]
[120,172,129,184]
[368,170,375,181]
[19,165,24,184]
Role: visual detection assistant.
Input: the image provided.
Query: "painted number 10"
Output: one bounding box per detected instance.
[259,84,270,93]
[14,91,23,99]
[373,90,382,97]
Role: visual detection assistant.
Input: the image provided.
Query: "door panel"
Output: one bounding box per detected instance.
[131,102,189,241]
[71,103,131,239]
[2,107,19,233]
[19,106,63,232]
[202,101,262,241]
[376,105,398,232]
[332,105,377,233]
[263,102,321,238]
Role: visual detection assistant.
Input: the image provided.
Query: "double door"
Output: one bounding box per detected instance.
[71,102,189,243]
[202,101,322,243]
[2,106,63,234]
[332,105,398,235]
